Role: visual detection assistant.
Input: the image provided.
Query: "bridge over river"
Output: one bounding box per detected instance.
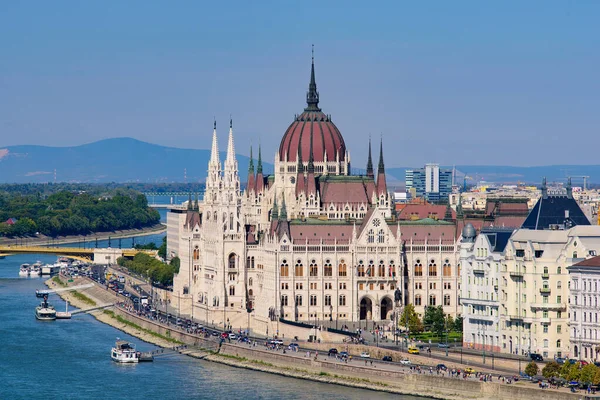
[0,245,157,264]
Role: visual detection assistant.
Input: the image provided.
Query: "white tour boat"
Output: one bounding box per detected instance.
[35,296,56,321]
[111,340,140,363]
[30,262,42,276]
[19,264,31,277]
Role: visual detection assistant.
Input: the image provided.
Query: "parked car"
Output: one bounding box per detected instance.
[529,353,543,362]
[556,357,566,365]
[408,347,420,355]
[436,364,448,371]
[272,339,284,345]
[519,372,532,381]
[288,343,299,350]
[438,343,449,348]
[340,351,350,359]
[400,358,411,365]
[465,367,476,374]
[228,333,237,340]
[382,356,393,362]
[579,360,589,366]
[328,348,339,356]
[360,352,370,358]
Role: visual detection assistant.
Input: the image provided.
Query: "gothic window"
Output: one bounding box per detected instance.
[251,256,255,268]
[295,260,303,277]
[324,260,333,277]
[428,259,437,277]
[228,253,236,269]
[310,261,318,277]
[444,294,451,306]
[229,286,235,296]
[214,212,217,221]
[246,256,250,268]
[414,259,423,277]
[281,295,288,306]
[280,260,289,277]
[378,260,385,277]
[249,289,253,296]
[357,260,365,277]
[429,295,436,306]
[310,295,317,306]
[367,260,375,277]
[295,295,303,306]
[325,295,332,306]
[339,295,346,306]
[223,212,227,222]
[389,260,395,277]
[249,278,253,286]
[229,213,234,230]
[193,247,200,261]
[378,229,385,243]
[443,259,451,277]
[367,229,374,243]
[415,295,422,306]
[338,260,347,277]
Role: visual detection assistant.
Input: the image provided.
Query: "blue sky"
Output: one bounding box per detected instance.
[1,1,598,167]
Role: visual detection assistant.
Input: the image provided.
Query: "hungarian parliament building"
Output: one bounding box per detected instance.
[167,58,529,333]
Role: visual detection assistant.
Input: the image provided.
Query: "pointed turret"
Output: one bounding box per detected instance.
[247,145,255,196]
[305,45,321,112]
[366,138,374,178]
[194,193,199,210]
[541,177,548,199]
[271,196,279,221]
[255,145,264,194]
[444,203,454,221]
[279,196,288,220]
[209,120,220,167]
[225,117,236,167]
[376,138,387,196]
[187,193,193,210]
[566,176,573,199]
[456,194,464,217]
[306,131,317,195]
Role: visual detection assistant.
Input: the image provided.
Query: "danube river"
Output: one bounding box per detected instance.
[0,236,431,400]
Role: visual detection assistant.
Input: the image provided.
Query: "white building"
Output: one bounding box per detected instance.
[567,255,600,361]
[460,225,510,352]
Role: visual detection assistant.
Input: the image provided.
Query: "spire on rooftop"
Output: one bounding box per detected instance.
[366,137,374,178]
[305,44,321,112]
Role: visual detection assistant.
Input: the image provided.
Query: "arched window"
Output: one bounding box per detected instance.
[377,229,385,243]
[415,295,422,305]
[249,278,253,286]
[557,266,562,274]
[444,294,451,306]
[573,251,578,258]
[368,229,374,243]
[229,286,235,296]
[310,261,318,277]
[251,256,255,268]
[228,253,236,269]
[443,259,451,277]
[338,260,347,277]
[378,260,385,277]
[428,259,437,277]
[556,339,561,348]
[429,294,436,306]
[389,260,395,277]
[193,246,200,260]
[544,266,548,274]
[358,260,365,277]
[280,260,289,277]
[214,212,217,221]
[367,260,375,277]
[207,211,211,220]
[229,213,234,230]
[324,260,333,277]
[223,212,227,222]
[557,281,562,289]
[295,260,303,277]
[248,289,253,296]
[414,259,423,277]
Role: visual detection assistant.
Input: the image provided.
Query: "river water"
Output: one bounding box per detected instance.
[0,235,430,400]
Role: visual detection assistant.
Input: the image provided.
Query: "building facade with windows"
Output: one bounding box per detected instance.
[460,225,511,353]
[567,255,600,361]
[167,57,528,336]
[405,164,452,203]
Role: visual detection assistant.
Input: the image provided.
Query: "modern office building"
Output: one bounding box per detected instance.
[406,164,452,203]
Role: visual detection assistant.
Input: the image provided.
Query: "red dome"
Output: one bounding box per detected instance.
[278,55,346,163]
[279,111,346,163]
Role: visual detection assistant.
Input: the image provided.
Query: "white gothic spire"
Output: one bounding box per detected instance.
[210,119,220,167]
[225,117,236,167]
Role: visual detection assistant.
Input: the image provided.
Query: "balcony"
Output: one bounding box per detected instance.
[539,288,551,295]
[540,317,551,324]
[542,273,549,279]
[530,303,566,311]
[509,270,524,278]
[473,268,485,275]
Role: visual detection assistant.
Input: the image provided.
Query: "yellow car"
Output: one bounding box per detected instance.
[464,367,475,374]
[408,347,420,354]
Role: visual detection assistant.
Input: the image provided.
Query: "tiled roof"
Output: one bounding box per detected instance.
[572,256,600,267]
[290,224,353,241]
[522,195,590,230]
[397,204,455,221]
[319,178,375,205]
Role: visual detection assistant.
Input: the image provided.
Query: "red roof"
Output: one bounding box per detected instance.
[290,224,353,242]
[397,204,454,221]
[573,256,600,267]
[320,179,375,205]
[278,111,346,163]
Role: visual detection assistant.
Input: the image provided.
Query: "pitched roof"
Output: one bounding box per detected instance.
[397,204,455,221]
[480,229,513,253]
[521,194,590,230]
[319,176,375,205]
[572,255,600,267]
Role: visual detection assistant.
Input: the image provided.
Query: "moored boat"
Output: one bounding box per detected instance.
[111,340,139,363]
[41,264,60,276]
[35,296,56,321]
[19,264,30,277]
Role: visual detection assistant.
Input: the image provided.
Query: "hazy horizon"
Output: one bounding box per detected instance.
[1,2,599,168]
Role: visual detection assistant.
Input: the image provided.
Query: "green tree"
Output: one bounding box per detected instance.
[567,363,581,381]
[399,303,424,333]
[580,364,597,385]
[158,236,167,259]
[170,257,180,273]
[542,361,561,378]
[453,315,464,332]
[423,305,446,340]
[593,367,600,385]
[560,361,572,378]
[525,361,539,377]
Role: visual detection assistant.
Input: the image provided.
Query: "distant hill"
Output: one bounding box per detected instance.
[1,138,598,185]
[387,165,600,187]
[0,138,271,183]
